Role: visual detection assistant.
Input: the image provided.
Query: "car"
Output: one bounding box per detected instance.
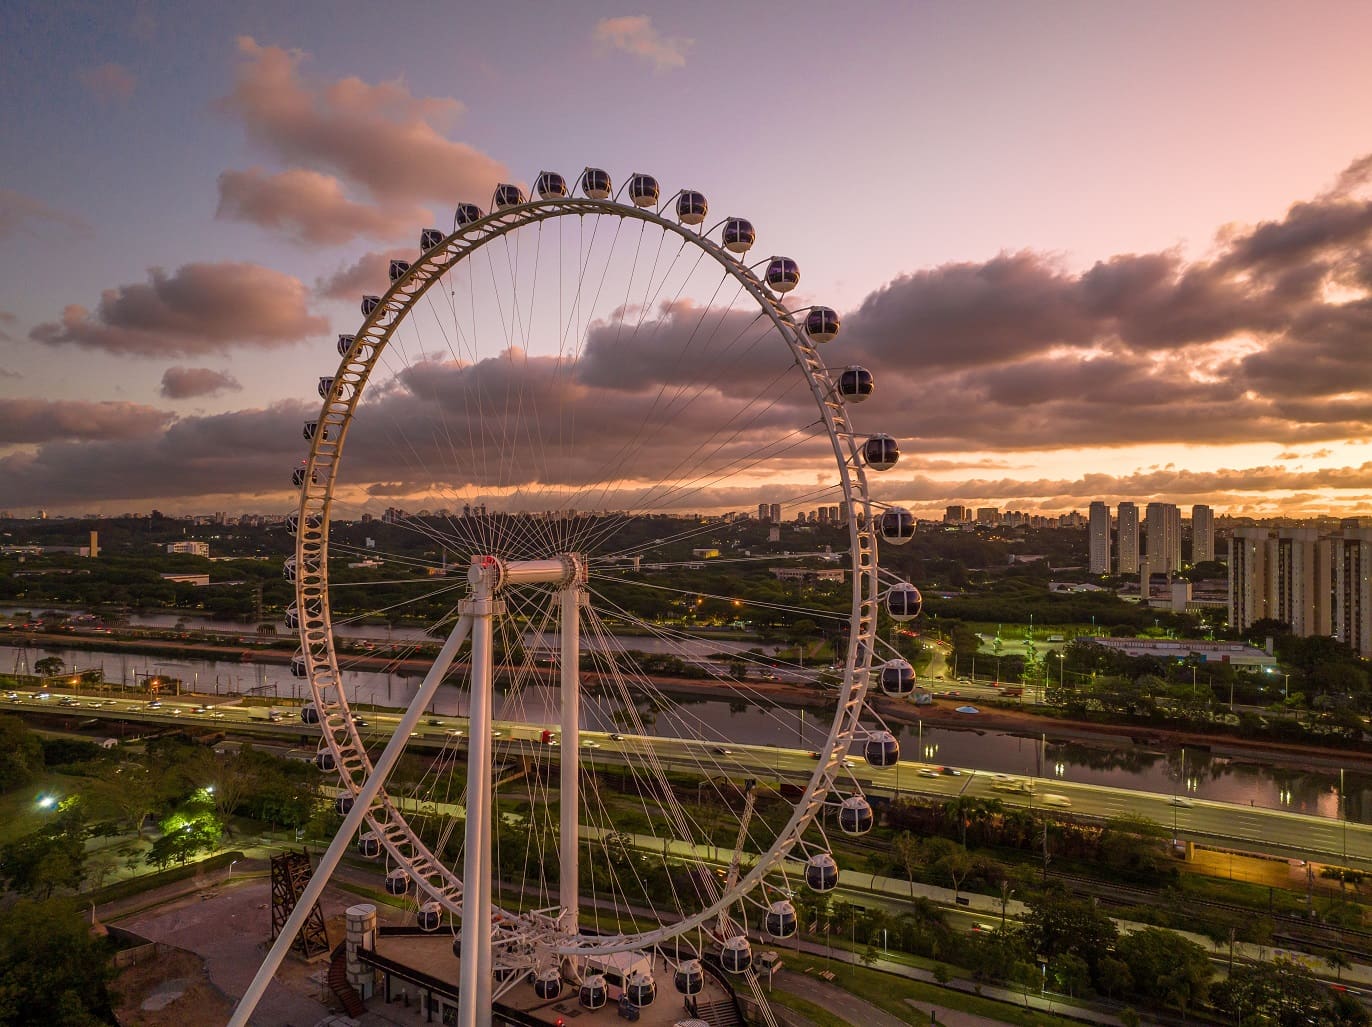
[353,716,368,727]
[35,692,51,700]
[491,730,503,738]
[3,690,18,700]
[711,746,733,756]
[957,676,971,684]
[991,773,1014,782]
[190,706,208,715]
[762,672,781,682]
[146,700,162,709]
[1168,796,1193,808]
[87,700,105,708]
[210,711,225,719]
[427,718,445,727]
[266,710,283,722]
[59,698,79,707]
[916,767,939,778]
[808,751,822,759]
[580,740,601,749]
[971,923,997,933]
[608,733,624,741]
[840,758,855,769]
[1042,793,1073,808]
[445,729,464,738]
[939,766,962,776]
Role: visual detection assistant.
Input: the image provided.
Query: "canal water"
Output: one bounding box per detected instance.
[11,639,1366,825]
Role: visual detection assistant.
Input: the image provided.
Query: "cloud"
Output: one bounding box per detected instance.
[0,399,172,444]
[593,16,691,71]
[215,167,429,245]
[220,37,508,206]
[315,248,413,300]
[78,62,136,103]
[30,261,327,357]
[0,188,87,240]
[159,366,243,399]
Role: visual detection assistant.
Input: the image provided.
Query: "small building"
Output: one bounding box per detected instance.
[166,541,210,557]
[159,572,211,586]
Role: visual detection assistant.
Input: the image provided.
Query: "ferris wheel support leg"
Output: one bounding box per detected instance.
[228,613,473,1027]
[559,586,583,946]
[458,587,499,1027]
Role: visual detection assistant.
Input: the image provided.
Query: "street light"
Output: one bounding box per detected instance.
[228,859,239,880]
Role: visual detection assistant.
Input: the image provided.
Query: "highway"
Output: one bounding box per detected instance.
[3,688,1368,867]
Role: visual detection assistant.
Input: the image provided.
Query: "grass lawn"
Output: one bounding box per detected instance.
[769,986,882,1026]
[0,771,81,844]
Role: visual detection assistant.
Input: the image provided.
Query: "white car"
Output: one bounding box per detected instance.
[581,740,601,749]
[1041,793,1073,808]
[1169,796,1193,808]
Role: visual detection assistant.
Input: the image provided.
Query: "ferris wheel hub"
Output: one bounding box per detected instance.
[467,553,588,591]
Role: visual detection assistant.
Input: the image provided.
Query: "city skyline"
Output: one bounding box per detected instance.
[5,4,1372,517]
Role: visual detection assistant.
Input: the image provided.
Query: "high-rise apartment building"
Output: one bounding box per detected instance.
[1332,528,1372,658]
[976,507,1001,525]
[1191,505,1214,564]
[758,503,769,521]
[1145,502,1182,574]
[1228,527,1270,632]
[944,505,972,524]
[1088,501,1110,575]
[1116,502,1139,576]
[769,503,781,523]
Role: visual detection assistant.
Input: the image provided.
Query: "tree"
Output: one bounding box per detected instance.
[1051,952,1091,998]
[892,831,921,898]
[33,656,64,678]
[1096,956,1133,1000]
[90,762,158,838]
[0,798,89,898]
[0,897,115,1026]
[1215,955,1362,1027]
[1115,927,1210,1017]
[934,849,972,904]
[1019,892,1117,976]
[0,716,44,794]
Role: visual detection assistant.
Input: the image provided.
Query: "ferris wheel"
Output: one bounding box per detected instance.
[232,168,923,1027]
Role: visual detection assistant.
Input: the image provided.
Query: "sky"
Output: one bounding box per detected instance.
[4,1,1372,520]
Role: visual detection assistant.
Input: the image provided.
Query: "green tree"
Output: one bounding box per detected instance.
[0,716,44,794]
[1115,927,1210,1016]
[33,656,65,678]
[1019,892,1117,976]
[1216,955,1367,1027]
[0,798,89,897]
[0,897,115,1026]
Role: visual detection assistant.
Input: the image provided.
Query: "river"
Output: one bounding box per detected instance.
[10,639,1367,826]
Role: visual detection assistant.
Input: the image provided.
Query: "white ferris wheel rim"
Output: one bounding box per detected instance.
[292,187,884,958]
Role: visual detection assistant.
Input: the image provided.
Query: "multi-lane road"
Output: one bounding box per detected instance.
[4,688,1367,867]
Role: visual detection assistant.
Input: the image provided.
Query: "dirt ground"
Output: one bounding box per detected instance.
[113,946,235,1026]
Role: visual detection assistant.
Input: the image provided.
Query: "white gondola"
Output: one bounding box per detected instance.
[337,334,356,357]
[290,653,308,678]
[625,970,656,1006]
[887,582,922,621]
[805,305,840,343]
[317,376,335,399]
[385,869,408,895]
[535,171,568,199]
[493,183,525,209]
[765,257,800,293]
[580,167,612,199]
[388,259,411,282]
[864,730,899,768]
[420,228,444,251]
[302,420,317,441]
[764,899,797,938]
[315,749,336,772]
[357,831,380,858]
[533,969,562,999]
[673,959,705,995]
[879,658,916,696]
[335,794,354,816]
[285,603,300,630]
[880,507,916,545]
[720,936,752,974]
[628,173,660,208]
[579,974,608,1009]
[838,365,874,402]
[838,795,875,835]
[676,190,708,224]
[300,701,319,724]
[805,852,839,892]
[417,901,442,931]
[292,466,318,488]
[864,433,900,471]
[361,295,381,316]
[722,217,755,253]
[454,203,483,226]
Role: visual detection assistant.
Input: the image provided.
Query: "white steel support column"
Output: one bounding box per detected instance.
[228,614,472,1027]
[559,585,582,938]
[457,563,499,1027]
